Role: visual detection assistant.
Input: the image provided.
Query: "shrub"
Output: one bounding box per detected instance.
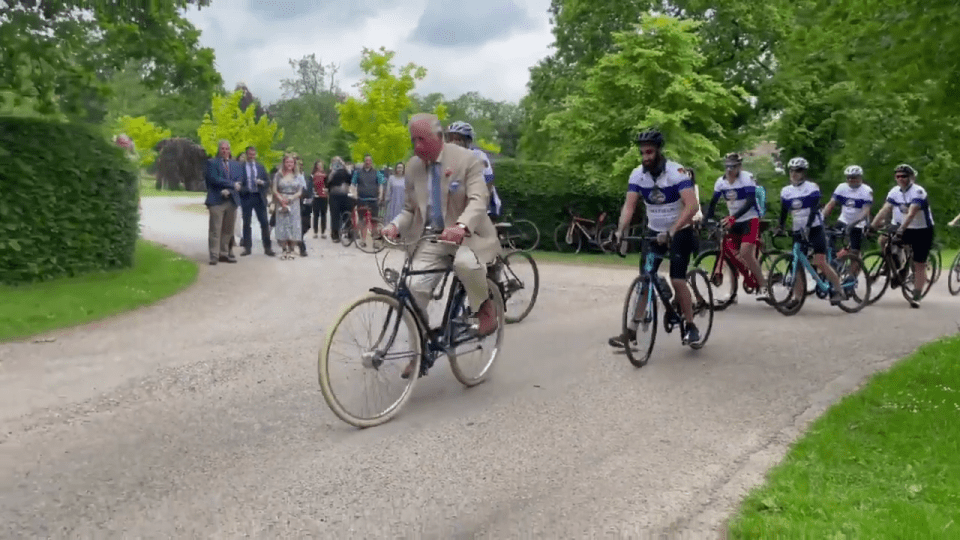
[0,117,140,285]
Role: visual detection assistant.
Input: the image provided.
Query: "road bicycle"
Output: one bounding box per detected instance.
[860,227,936,305]
[493,212,540,252]
[616,233,715,367]
[488,248,540,324]
[765,226,871,316]
[318,228,505,428]
[553,205,614,253]
[691,219,786,310]
[947,223,960,296]
[339,201,385,253]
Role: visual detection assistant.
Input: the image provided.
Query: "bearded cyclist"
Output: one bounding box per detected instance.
[868,163,934,308]
[445,121,502,220]
[774,157,847,306]
[609,129,702,348]
[704,152,767,296]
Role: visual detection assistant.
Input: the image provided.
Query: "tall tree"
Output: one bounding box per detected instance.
[280,54,341,99]
[0,0,222,118]
[197,90,285,167]
[543,15,746,190]
[336,47,444,165]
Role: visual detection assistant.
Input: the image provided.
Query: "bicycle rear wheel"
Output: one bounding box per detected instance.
[833,253,871,313]
[506,219,540,252]
[691,249,737,310]
[686,268,714,350]
[319,293,422,428]
[622,276,658,367]
[553,222,583,253]
[499,250,539,323]
[900,255,937,302]
[448,277,505,387]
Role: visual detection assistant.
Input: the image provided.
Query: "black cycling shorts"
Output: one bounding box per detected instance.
[902,227,934,263]
[793,225,828,255]
[848,227,863,251]
[642,226,697,280]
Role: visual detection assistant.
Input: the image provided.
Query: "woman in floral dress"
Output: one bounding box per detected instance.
[271,154,303,259]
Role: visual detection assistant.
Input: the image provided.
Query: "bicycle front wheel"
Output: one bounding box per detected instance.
[355,217,386,254]
[692,249,737,310]
[767,252,806,316]
[553,223,582,253]
[318,293,422,428]
[448,277,505,387]
[339,212,353,247]
[507,219,541,252]
[861,250,889,305]
[900,255,937,302]
[499,250,540,323]
[622,275,658,367]
[686,268,714,350]
[948,251,960,296]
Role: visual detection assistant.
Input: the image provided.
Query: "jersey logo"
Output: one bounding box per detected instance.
[844,199,856,207]
[649,187,666,204]
[791,199,802,209]
[725,189,737,201]
[899,204,909,213]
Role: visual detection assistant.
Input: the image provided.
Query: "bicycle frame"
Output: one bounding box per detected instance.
[787,238,837,296]
[563,208,607,246]
[708,225,768,290]
[371,233,481,376]
[629,236,688,334]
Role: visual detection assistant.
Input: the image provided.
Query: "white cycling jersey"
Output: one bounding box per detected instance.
[780,180,823,231]
[627,160,695,232]
[886,182,934,228]
[831,183,873,228]
[713,170,760,222]
[470,146,501,214]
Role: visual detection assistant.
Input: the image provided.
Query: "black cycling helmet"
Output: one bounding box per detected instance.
[724,152,743,167]
[636,130,664,148]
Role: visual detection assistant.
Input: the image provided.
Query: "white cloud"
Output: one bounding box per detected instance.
[182,0,555,105]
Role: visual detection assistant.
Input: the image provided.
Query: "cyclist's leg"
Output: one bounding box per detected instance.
[848,226,863,273]
[905,227,933,303]
[809,226,844,295]
[453,246,498,335]
[668,227,697,324]
[737,218,766,290]
[611,233,665,347]
[408,241,456,326]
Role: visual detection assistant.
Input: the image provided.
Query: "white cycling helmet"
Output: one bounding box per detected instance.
[844,165,863,177]
[446,121,474,141]
[787,157,809,170]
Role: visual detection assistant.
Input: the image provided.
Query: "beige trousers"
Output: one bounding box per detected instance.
[208,200,237,259]
[409,241,489,322]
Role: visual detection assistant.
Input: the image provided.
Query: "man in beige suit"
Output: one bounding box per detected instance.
[381,112,501,342]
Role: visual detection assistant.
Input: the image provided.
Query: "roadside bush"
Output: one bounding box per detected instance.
[0,117,140,285]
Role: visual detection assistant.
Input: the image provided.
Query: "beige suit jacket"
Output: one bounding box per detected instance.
[391,143,499,264]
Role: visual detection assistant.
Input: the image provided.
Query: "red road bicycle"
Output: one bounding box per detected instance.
[340,202,385,253]
[691,219,786,310]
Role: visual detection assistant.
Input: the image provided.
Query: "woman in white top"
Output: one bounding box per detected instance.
[383,162,407,224]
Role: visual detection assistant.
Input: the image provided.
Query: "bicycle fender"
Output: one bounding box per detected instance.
[368,287,394,296]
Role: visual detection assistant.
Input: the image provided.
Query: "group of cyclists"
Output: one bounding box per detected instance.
[609,128,942,350]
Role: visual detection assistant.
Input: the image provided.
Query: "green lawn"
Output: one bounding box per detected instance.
[139,173,203,198]
[0,240,199,342]
[533,249,640,268]
[727,334,960,539]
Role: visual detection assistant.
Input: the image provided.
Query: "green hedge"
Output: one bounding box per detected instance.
[493,158,624,250]
[0,117,140,285]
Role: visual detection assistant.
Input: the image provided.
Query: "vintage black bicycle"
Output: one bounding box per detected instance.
[318,228,506,428]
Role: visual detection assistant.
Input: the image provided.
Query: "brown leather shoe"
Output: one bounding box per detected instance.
[476,299,499,337]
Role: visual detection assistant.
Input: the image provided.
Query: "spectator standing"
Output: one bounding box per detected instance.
[203,139,241,265]
[311,161,329,238]
[383,162,406,223]
[327,156,353,242]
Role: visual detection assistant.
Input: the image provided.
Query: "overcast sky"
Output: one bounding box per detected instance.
[182,0,555,106]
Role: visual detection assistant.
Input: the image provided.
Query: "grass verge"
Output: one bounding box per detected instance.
[727,334,960,539]
[0,240,199,342]
[139,173,204,198]
[533,250,639,268]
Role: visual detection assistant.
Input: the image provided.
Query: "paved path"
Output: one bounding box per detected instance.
[1,196,957,538]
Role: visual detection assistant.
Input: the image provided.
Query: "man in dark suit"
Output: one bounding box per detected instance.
[204,139,241,265]
[239,145,276,256]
